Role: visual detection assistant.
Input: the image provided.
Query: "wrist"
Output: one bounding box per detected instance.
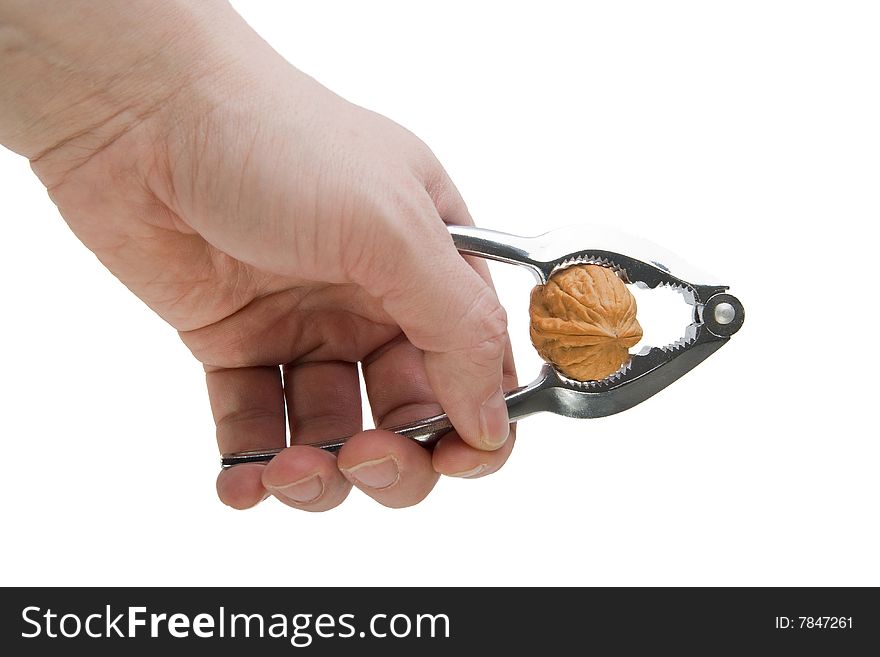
[0,1,243,167]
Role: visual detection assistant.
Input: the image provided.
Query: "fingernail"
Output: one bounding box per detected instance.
[268,473,324,504]
[344,455,400,490]
[479,387,510,449]
[449,464,488,478]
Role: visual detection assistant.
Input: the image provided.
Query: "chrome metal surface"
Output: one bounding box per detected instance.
[714,302,736,325]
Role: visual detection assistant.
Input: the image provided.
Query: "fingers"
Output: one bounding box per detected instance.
[207,365,285,509]
[352,187,510,453]
[285,361,362,446]
[337,430,438,509]
[261,446,350,513]
[359,334,513,505]
[361,333,440,429]
[216,464,268,510]
[432,335,519,477]
[348,335,443,507]
[432,424,517,478]
[260,361,360,511]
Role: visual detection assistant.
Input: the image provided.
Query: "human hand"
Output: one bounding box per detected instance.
[0,1,517,510]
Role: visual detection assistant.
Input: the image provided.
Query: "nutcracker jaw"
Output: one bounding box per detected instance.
[447,225,744,418]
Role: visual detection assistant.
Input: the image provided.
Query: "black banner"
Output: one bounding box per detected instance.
[1,587,876,654]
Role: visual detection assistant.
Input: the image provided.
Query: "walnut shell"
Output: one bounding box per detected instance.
[529,264,643,381]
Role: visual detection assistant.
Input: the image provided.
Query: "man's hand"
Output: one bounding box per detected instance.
[0,1,516,510]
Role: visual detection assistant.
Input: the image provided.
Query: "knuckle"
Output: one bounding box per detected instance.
[470,330,507,371]
[215,407,285,431]
[179,322,255,370]
[424,168,466,225]
[461,289,508,364]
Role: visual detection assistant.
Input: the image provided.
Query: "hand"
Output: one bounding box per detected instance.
[0,1,517,510]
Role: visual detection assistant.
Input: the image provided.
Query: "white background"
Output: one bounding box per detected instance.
[1,1,878,586]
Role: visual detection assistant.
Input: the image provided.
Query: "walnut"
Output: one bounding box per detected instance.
[529,264,643,381]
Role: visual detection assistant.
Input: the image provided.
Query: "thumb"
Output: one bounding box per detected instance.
[356,215,511,452]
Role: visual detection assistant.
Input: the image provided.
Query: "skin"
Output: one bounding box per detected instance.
[0,1,517,510]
